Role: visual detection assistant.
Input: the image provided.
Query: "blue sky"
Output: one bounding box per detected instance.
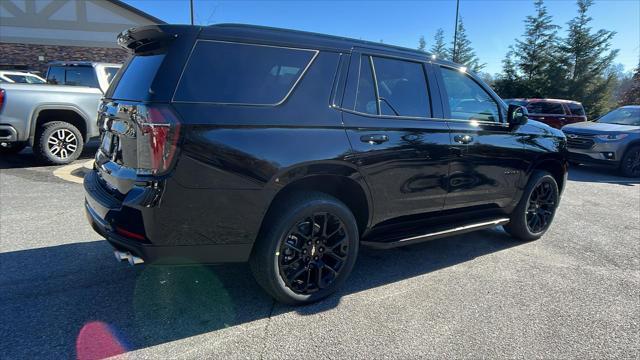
[123,0,640,75]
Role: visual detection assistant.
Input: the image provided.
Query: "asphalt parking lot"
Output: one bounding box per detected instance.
[1,145,639,359]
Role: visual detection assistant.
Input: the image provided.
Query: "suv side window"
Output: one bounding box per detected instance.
[567,103,585,116]
[355,56,377,115]
[353,55,431,118]
[174,41,316,105]
[372,56,430,117]
[527,101,564,115]
[440,67,500,122]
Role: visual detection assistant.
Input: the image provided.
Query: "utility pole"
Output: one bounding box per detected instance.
[452,0,460,61]
[190,0,194,25]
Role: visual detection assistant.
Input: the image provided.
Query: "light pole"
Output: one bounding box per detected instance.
[190,0,194,25]
[452,0,460,61]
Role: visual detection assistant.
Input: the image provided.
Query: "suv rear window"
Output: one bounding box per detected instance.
[112,54,165,101]
[174,41,316,105]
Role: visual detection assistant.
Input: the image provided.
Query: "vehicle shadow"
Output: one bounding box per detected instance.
[0,228,519,358]
[0,141,99,170]
[568,164,639,185]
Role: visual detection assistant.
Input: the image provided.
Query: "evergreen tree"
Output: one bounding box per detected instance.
[447,17,485,72]
[559,0,618,117]
[514,0,559,97]
[430,28,447,59]
[618,64,640,106]
[493,46,528,98]
[417,35,426,52]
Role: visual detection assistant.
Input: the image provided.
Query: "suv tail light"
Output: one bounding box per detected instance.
[0,89,5,112]
[136,105,181,175]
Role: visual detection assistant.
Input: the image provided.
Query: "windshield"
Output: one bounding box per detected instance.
[597,108,640,126]
[5,74,45,84]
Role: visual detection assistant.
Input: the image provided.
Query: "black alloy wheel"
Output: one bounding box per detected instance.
[278,212,349,294]
[525,180,557,233]
[249,192,359,305]
[621,146,640,178]
[504,170,559,241]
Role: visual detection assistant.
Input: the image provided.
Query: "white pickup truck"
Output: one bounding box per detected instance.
[0,62,121,164]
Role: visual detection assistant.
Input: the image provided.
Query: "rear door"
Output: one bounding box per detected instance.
[435,65,526,209]
[341,50,452,224]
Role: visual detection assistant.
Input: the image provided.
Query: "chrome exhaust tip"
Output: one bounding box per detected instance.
[127,255,144,266]
[114,250,145,266]
[114,250,129,262]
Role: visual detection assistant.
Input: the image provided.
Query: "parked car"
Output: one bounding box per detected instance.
[562,105,640,177]
[0,71,46,84]
[504,98,587,129]
[84,24,568,305]
[46,61,121,90]
[0,62,122,163]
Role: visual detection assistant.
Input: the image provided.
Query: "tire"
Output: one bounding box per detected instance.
[249,192,359,305]
[0,141,27,155]
[620,145,640,178]
[504,170,559,241]
[33,121,84,165]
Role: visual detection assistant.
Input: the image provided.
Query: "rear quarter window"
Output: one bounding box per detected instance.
[111,54,165,101]
[174,41,317,105]
[567,103,585,116]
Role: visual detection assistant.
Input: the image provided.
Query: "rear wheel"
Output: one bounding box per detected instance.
[504,171,559,241]
[250,192,359,305]
[0,141,27,155]
[33,121,84,165]
[620,146,640,178]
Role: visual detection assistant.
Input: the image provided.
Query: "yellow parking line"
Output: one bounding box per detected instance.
[52,159,94,184]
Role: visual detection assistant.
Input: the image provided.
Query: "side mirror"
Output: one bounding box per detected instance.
[507,104,528,126]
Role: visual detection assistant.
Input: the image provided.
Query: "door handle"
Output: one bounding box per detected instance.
[454,134,474,144]
[360,134,389,145]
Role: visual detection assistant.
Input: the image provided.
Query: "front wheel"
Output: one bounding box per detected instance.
[504,171,559,241]
[250,192,359,305]
[620,146,640,178]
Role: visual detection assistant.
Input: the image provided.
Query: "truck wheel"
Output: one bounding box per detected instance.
[0,142,27,155]
[250,192,359,305]
[504,170,559,241]
[33,122,84,165]
[620,145,640,178]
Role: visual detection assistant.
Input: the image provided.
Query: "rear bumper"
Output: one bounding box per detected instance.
[83,170,252,264]
[0,124,18,142]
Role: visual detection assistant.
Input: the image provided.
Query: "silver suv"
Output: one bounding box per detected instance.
[562,105,640,177]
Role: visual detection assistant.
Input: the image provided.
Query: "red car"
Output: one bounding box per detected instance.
[504,98,587,129]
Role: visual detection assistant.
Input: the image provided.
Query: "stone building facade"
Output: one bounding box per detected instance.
[0,0,164,74]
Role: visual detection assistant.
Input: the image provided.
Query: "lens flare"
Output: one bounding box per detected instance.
[76,321,126,360]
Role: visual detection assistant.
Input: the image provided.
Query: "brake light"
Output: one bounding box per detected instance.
[0,89,5,112]
[137,105,181,175]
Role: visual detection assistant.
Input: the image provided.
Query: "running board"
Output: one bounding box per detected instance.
[361,218,510,249]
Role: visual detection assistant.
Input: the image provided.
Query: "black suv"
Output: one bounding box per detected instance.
[85,24,568,304]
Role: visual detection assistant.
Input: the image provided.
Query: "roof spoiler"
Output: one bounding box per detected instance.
[117,25,187,54]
